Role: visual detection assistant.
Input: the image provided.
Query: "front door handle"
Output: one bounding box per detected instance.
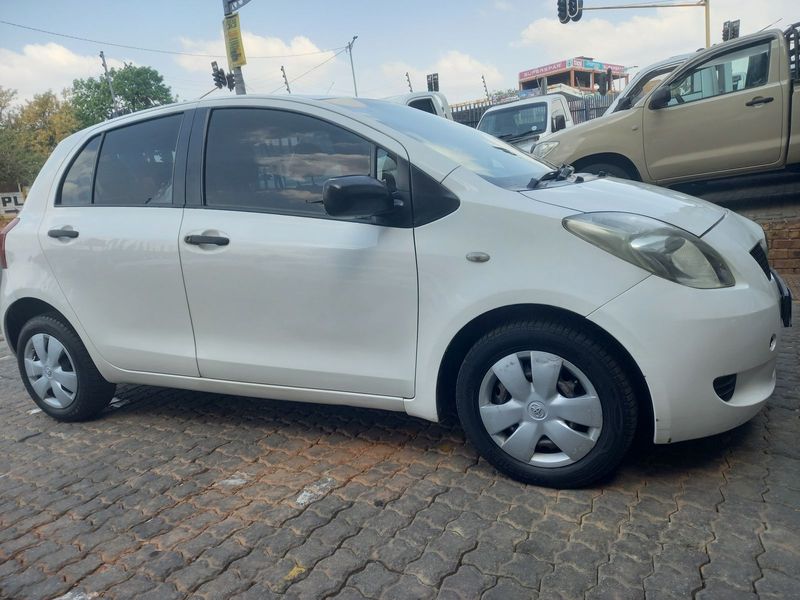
[47,228,79,239]
[745,96,774,107]
[184,235,229,246]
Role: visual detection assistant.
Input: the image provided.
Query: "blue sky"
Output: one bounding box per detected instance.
[1,0,796,104]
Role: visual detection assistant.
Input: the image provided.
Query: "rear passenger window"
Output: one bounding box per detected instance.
[408,99,437,115]
[59,136,100,206]
[94,114,182,206]
[204,108,372,216]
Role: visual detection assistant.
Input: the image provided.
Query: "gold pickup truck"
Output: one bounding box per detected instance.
[533,24,800,186]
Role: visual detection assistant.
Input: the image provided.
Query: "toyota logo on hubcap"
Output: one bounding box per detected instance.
[528,401,547,420]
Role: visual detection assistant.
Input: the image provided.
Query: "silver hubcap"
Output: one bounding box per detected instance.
[478,351,603,468]
[23,333,78,409]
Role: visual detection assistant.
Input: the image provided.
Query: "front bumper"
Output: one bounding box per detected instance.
[588,259,786,444]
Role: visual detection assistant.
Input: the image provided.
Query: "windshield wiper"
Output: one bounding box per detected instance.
[527,164,577,189]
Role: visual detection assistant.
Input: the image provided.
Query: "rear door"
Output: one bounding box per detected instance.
[39,111,199,376]
[178,103,418,398]
[643,35,785,182]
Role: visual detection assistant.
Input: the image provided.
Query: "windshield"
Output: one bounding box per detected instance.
[477,102,548,138]
[329,98,551,190]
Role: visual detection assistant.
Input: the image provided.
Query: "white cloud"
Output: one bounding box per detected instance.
[0,43,124,103]
[176,33,344,95]
[378,51,504,103]
[515,1,798,79]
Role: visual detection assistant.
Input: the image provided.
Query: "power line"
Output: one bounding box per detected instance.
[0,19,346,59]
[268,48,347,94]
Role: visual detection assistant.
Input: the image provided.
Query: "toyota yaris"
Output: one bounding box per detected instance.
[0,96,791,488]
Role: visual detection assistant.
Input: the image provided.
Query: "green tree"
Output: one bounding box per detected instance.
[72,63,175,128]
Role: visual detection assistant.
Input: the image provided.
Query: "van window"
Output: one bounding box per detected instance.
[408,98,437,115]
[58,136,101,206]
[204,108,372,215]
[668,42,771,106]
[94,114,182,206]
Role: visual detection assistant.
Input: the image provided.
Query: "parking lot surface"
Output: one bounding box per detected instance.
[1,298,799,600]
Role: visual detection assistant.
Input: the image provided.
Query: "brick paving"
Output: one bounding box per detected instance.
[0,299,799,600]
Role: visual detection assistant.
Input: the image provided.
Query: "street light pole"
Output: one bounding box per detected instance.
[99,51,119,117]
[222,0,247,95]
[346,36,359,97]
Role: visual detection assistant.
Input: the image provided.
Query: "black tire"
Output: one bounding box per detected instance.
[455,319,637,488]
[17,313,115,422]
[578,162,633,179]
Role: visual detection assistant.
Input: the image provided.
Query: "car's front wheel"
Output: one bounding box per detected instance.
[456,319,638,488]
[17,314,115,421]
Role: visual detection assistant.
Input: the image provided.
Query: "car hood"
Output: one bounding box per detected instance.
[520,177,725,236]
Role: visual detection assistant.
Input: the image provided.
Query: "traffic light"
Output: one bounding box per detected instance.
[226,72,236,91]
[558,0,583,24]
[568,0,583,22]
[731,20,740,39]
[211,61,226,89]
[722,21,730,41]
[557,0,569,24]
[426,73,439,92]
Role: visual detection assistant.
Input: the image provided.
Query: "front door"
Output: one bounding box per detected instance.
[179,105,418,398]
[643,37,785,183]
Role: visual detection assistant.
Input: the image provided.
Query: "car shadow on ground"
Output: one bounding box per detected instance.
[100,383,752,489]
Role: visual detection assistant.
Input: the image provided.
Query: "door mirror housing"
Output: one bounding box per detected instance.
[552,114,567,132]
[323,176,394,219]
[649,87,672,110]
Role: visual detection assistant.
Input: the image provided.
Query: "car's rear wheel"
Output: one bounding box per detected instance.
[17,314,115,421]
[456,319,637,488]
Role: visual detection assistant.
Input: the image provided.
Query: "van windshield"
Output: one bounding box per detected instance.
[332,98,551,190]
[477,102,548,138]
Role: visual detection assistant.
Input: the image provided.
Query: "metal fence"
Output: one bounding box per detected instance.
[452,94,616,128]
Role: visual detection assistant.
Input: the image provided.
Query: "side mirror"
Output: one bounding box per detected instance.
[552,115,567,132]
[617,96,632,111]
[649,87,672,110]
[323,176,394,219]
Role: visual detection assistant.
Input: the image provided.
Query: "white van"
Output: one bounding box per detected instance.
[477,95,573,153]
[385,92,453,120]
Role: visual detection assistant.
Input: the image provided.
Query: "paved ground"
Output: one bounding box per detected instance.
[0,296,799,600]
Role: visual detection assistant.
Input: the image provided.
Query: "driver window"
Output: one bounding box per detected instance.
[667,42,771,106]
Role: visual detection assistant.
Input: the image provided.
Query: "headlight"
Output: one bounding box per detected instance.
[563,212,735,289]
[533,141,559,158]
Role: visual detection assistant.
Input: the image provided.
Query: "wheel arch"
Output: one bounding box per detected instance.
[435,303,654,441]
[572,153,642,181]
[4,297,72,354]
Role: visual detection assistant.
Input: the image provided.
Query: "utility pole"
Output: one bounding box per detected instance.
[346,36,359,97]
[405,72,413,93]
[222,0,247,94]
[99,51,119,118]
[281,66,291,94]
[482,74,490,101]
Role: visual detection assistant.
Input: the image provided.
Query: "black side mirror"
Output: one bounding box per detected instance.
[649,87,672,110]
[617,96,632,111]
[552,115,567,132]
[323,176,394,219]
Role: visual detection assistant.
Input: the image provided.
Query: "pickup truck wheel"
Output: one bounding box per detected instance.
[578,162,633,179]
[17,314,115,422]
[455,319,638,488]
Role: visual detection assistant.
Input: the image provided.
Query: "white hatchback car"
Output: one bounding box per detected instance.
[0,96,792,488]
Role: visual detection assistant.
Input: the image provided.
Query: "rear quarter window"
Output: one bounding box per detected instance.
[58,136,101,206]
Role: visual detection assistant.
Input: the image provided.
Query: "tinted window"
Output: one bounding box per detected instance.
[94,114,182,206]
[330,99,550,190]
[668,42,771,106]
[205,108,372,215]
[59,136,100,206]
[409,99,437,115]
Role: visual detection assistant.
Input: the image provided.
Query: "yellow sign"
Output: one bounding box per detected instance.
[223,13,246,68]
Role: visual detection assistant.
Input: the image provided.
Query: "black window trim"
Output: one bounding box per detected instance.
[197,106,413,226]
[54,109,194,208]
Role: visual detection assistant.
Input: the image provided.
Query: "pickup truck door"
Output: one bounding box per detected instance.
[643,35,785,183]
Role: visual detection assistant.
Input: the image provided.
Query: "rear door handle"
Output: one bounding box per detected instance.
[47,228,79,239]
[184,235,229,246]
[745,96,774,107]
